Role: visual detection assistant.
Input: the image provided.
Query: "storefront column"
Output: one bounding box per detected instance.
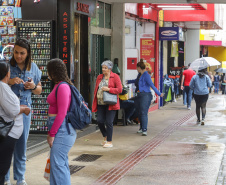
[112,3,125,82]
[185,29,200,65]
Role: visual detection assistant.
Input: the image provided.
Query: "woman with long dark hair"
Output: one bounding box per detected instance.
[0,61,30,185]
[5,38,42,185]
[189,68,212,125]
[46,58,76,185]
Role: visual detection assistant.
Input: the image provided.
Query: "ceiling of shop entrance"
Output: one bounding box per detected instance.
[108,0,226,3]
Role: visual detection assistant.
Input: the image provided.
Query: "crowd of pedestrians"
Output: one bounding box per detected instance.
[0,38,224,185]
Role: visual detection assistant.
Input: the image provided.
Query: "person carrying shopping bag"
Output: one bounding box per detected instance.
[5,38,42,185]
[46,59,76,185]
[0,61,30,185]
[92,60,122,148]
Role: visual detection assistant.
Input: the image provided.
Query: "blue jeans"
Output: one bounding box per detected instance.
[97,105,116,142]
[136,92,152,132]
[184,86,193,107]
[183,89,187,105]
[5,110,31,183]
[120,100,135,120]
[214,82,219,93]
[48,117,76,185]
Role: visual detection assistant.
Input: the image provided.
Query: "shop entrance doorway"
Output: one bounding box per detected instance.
[90,35,111,116]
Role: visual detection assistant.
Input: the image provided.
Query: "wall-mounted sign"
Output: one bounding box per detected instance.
[59,0,71,75]
[159,27,184,41]
[74,0,96,17]
[125,3,138,15]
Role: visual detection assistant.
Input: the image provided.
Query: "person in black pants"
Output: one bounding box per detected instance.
[0,61,30,185]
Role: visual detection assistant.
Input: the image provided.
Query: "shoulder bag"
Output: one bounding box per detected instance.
[0,116,14,139]
[103,91,117,105]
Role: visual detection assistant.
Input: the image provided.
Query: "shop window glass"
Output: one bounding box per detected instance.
[98,2,104,28]
[105,4,111,29]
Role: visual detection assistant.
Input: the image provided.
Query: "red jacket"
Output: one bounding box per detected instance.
[92,72,122,112]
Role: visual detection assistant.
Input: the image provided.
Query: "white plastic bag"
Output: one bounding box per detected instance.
[44,152,50,181]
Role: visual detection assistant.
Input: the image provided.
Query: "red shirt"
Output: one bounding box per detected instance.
[183,69,196,86]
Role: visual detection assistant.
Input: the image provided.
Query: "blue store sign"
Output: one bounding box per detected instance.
[159,27,183,41]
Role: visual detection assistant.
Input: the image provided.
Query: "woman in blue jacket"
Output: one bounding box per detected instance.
[135,62,164,136]
[189,68,212,125]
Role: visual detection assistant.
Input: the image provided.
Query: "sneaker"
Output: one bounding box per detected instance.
[196,119,201,124]
[187,106,191,110]
[101,141,107,146]
[201,119,205,125]
[137,129,142,133]
[17,180,27,185]
[142,132,147,136]
[4,180,12,185]
[103,143,113,148]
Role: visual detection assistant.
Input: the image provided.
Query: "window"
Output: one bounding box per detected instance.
[91,2,111,29]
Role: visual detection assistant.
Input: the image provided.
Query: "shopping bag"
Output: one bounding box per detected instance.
[44,152,50,181]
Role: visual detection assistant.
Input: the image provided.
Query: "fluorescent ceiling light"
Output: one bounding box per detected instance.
[161,8,195,10]
[157,5,192,8]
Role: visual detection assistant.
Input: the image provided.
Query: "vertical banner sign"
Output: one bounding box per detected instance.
[140,38,155,77]
[59,0,71,76]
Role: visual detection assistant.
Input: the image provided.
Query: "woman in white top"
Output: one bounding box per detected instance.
[0,61,30,185]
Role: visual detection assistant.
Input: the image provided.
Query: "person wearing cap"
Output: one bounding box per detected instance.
[92,60,122,148]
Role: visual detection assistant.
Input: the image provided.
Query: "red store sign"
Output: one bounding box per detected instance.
[77,2,89,13]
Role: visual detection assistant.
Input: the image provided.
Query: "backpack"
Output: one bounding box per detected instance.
[55,82,92,133]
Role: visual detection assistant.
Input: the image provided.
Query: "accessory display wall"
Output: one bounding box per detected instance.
[17,20,53,133]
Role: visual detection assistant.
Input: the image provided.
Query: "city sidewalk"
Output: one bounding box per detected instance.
[7,94,226,185]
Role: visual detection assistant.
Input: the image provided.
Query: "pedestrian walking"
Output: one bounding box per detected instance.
[214,72,220,94]
[46,59,77,185]
[92,60,122,148]
[208,71,214,93]
[135,61,164,136]
[181,63,196,110]
[5,38,42,185]
[0,61,30,185]
[189,68,212,125]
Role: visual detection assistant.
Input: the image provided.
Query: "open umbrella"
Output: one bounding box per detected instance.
[189,57,221,71]
[214,68,226,73]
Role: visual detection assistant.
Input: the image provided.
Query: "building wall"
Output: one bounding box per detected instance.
[185,30,200,65]
[209,46,226,61]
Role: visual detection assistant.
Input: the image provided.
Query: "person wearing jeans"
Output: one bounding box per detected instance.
[46,59,77,185]
[135,62,164,136]
[5,38,42,185]
[92,60,122,148]
[214,72,220,94]
[181,64,196,110]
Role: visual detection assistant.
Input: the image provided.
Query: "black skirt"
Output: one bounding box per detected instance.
[193,94,209,104]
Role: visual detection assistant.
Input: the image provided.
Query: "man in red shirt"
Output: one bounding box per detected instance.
[181,63,196,110]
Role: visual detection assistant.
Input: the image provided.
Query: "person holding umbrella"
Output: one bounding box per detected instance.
[189,68,212,125]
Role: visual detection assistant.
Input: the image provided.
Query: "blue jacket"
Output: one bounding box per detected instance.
[189,74,212,95]
[139,71,161,96]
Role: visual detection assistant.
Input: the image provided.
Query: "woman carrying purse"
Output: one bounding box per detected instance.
[0,61,30,185]
[92,60,122,148]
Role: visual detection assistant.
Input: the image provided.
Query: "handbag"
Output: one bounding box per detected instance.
[0,116,14,139]
[103,91,117,105]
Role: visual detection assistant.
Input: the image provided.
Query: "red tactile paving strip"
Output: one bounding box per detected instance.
[92,111,196,185]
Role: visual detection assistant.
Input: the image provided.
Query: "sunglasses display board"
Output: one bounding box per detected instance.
[16,20,53,134]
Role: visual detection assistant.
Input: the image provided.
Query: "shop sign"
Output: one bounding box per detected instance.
[138,3,158,22]
[159,27,184,41]
[140,37,155,74]
[59,0,71,75]
[74,0,96,17]
[125,3,138,15]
